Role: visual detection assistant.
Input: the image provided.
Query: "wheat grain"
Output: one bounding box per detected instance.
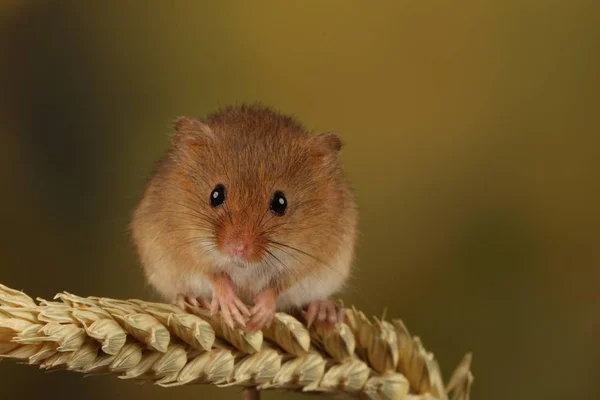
[0,283,473,399]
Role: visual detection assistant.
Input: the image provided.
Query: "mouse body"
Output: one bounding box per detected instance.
[130,105,357,330]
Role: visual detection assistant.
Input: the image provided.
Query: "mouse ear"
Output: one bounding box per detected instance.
[171,116,214,146]
[310,131,343,156]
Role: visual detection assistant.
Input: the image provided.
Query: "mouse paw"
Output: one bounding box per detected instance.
[174,294,211,311]
[210,286,250,330]
[248,288,278,332]
[305,299,345,328]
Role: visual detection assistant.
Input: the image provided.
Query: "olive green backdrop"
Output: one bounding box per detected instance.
[1,1,598,399]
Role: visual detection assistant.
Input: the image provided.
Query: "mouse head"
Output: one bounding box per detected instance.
[168,106,353,275]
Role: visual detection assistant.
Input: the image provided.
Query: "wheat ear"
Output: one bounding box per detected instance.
[0,283,473,399]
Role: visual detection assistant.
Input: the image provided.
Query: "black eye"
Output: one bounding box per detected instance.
[270,191,287,216]
[210,184,226,207]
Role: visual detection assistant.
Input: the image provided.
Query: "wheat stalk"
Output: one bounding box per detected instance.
[0,283,473,399]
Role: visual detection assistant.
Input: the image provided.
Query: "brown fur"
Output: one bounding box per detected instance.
[130,104,358,308]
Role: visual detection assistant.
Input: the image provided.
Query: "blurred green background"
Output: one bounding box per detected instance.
[1,1,598,399]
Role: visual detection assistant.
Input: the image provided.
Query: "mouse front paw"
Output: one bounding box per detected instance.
[210,280,250,329]
[305,299,345,327]
[248,287,278,332]
[174,294,211,311]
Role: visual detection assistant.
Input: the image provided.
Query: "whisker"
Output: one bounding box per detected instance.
[267,240,328,266]
[266,239,369,304]
[134,209,223,232]
[157,180,209,205]
[221,200,234,225]
[262,250,304,290]
[152,235,217,266]
[151,227,214,243]
[166,201,221,225]
[255,206,272,232]
[265,245,328,295]
[135,209,214,223]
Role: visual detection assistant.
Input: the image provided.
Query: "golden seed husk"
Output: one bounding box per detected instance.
[0,283,473,399]
[362,372,410,400]
[262,312,310,356]
[310,321,356,362]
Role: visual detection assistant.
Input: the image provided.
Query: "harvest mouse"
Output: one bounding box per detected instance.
[130,105,358,331]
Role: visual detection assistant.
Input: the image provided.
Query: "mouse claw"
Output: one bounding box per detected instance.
[174,294,211,312]
[248,288,277,332]
[210,288,250,329]
[248,303,276,332]
[305,299,344,328]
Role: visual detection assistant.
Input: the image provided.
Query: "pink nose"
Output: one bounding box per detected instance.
[219,226,260,262]
[228,242,249,258]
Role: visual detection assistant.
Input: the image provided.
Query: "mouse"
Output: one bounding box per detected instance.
[130,104,358,332]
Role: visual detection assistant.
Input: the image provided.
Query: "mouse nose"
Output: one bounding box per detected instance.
[229,242,250,258]
[220,227,260,262]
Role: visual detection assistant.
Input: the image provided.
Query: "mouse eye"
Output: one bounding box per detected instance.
[210,184,226,207]
[270,191,287,216]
